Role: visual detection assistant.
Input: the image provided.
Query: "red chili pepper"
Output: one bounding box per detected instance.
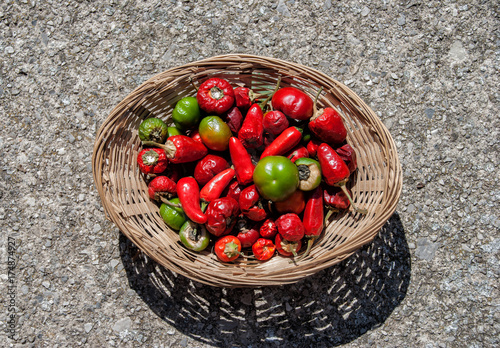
[148,176,177,202]
[239,184,267,222]
[137,148,168,174]
[234,87,260,110]
[275,213,305,242]
[223,179,244,203]
[235,218,260,248]
[194,154,229,186]
[200,168,235,203]
[228,137,255,185]
[190,129,203,144]
[197,78,235,115]
[323,185,351,211]
[308,107,347,145]
[263,110,289,136]
[224,106,244,133]
[285,144,309,163]
[271,87,314,121]
[143,135,207,164]
[259,218,277,239]
[205,197,239,237]
[296,186,324,261]
[306,138,321,158]
[275,233,302,257]
[260,126,302,159]
[176,177,207,224]
[335,143,357,174]
[214,235,242,262]
[317,143,367,214]
[238,103,264,149]
[252,238,276,261]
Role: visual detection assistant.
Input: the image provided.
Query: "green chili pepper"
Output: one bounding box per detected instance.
[172,97,201,130]
[159,198,186,231]
[178,220,210,252]
[167,126,183,138]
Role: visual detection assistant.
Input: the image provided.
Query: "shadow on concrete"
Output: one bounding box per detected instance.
[120,212,411,347]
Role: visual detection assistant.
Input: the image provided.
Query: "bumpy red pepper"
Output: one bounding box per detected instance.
[137,148,168,174]
[297,186,324,261]
[234,86,260,110]
[225,106,244,133]
[238,103,264,149]
[228,137,255,185]
[239,184,267,222]
[252,238,276,261]
[275,213,305,242]
[271,87,314,121]
[197,78,235,115]
[143,135,207,164]
[335,143,357,174]
[194,154,229,186]
[262,110,289,136]
[308,107,347,145]
[260,126,302,159]
[317,143,367,214]
[275,233,301,257]
[223,179,244,203]
[285,144,309,163]
[200,168,235,203]
[176,177,207,224]
[148,176,177,202]
[324,185,351,211]
[259,218,277,239]
[235,218,260,248]
[205,197,239,237]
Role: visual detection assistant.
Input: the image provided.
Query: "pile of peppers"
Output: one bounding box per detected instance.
[136,76,366,263]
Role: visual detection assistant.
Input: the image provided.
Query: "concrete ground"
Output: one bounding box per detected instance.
[1,0,498,347]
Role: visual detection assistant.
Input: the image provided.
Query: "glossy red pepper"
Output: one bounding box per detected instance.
[234,86,260,110]
[275,213,305,242]
[297,186,324,261]
[275,233,301,257]
[285,144,309,163]
[252,238,276,261]
[259,218,277,239]
[271,87,314,121]
[197,78,235,115]
[143,135,207,164]
[148,176,177,202]
[260,126,302,159]
[239,184,267,222]
[176,177,207,224]
[308,107,347,145]
[306,138,321,158]
[205,197,239,237]
[235,218,260,248]
[137,148,169,174]
[190,129,203,144]
[214,235,242,262]
[194,155,229,186]
[228,137,255,185]
[224,106,244,133]
[335,143,357,174]
[238,103,264,149]
[200,168,235,203]
[262,110,289,136]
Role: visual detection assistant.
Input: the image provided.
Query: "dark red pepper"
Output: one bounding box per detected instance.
[285,144,309,163]
[223,179,244,203]
[228,137,255,185]
[260,126,302,159]
[271,87,314,121]
[143,135,207,164]
[238,103,264,149]
[194,154,230,186]
[234,86,260,110]
[148,176,177,202]
[275,233,301,257]
[176,177,207,224]
[259,218,277,239]
[335,143,357,174]
[323,185,351,211]
[239,184,267,222]
[308,107,347,145]
[306,138,321,158]
[137,148,169,174]
[196,78,235,115]
[235,218,260,248]
[205,197,239,237]
[224,106,244,133]
[262,110,289,136]
[275,213,305,242]
[200,168,235,203]
[297,186,324,261]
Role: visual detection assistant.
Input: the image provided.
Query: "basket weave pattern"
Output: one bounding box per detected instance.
[92,54,402,288]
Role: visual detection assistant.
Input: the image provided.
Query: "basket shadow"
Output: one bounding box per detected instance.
[119,212,410,347]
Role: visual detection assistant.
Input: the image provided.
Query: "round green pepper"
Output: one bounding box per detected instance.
[138,118,169,143]
[253,156,299,202]
[294,157,322,191]
[159,198,186,231]
[178,220,210,252]
[172,97,201,130]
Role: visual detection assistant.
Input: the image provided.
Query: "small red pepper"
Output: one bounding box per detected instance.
[214,235,242,262]
[234,86,260,110]
[238,103,264,149]
[335,143,357,174]
[194,154,229,186]
[176,177,207,224]
[252,238,276,261]
[224,106,244,133]
[306,138,321,158]
[285,144,309,163]
[223,179,244,203]
[297,186,324,261]
[308,107,347,145]
[137,148,168,174]
[228,137,255,185]
[143,135,207,164]
[197,78,235,115]
[239,184,267,222]
[200,168,235,203]
[259,218,277,239]
[262,110,289,136]
[260,126,302,159]
[275,213,305,242]
[235,218,261,248]
[271,87,314,121]
[317,143,367,214]
[148,176,177,202]
[323,185,351,211]
[205,197,240,237]
[190,129,203,144]
[275,233,302,257]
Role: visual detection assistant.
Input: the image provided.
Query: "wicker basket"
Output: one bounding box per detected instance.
[92,54,402,288]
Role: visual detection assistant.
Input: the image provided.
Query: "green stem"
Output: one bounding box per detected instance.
[338,183,368,215]
[259,76,281,110]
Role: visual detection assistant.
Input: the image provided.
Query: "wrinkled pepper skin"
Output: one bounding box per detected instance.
[323,185,351,210]
[205,197,239,237]
[197,78,235,115]
[238,103,264,149]
[194,155,230,186]
[225,106,244,134]
[235,219,261,248]
[252,238,276,261]
[200,168,235,203]
[223,179,244,203]
[275,233,301,257]
[271,87,314,121]
[228,137,255,185]
[263,110,289,136]
[316,143,350,186]
[234,86,258,110]
[176,177,207,224]
[308,107,347,145]
[239,185,267,222]
[275,213,305,242]
[148,176,177,201]
[259,218,277,239]
[335,143,357,174]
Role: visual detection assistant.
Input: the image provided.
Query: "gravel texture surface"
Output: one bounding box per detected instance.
[1,0,499,347]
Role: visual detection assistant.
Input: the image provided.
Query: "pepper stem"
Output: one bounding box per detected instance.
[337,183,368,215]
[160,197,182,208]
[189,76,198,91]
[324,208,335,224]
[259,76,281,110]
[294,237,316,263]
[311,87,324,121]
